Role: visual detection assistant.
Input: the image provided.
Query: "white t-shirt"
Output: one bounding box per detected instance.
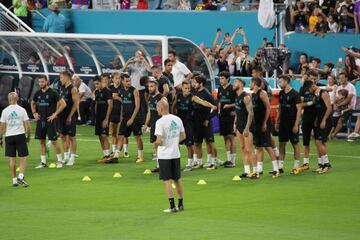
[155,114,184,159]
[78,82,92,102]
[172,60,191,87]
[336,82,357,109]
[0,104,29,137]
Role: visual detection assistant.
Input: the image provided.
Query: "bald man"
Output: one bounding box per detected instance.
[0,92,31,187]
[154,99,186,213]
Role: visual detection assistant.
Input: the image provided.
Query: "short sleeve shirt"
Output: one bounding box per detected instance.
[0,104,29,137]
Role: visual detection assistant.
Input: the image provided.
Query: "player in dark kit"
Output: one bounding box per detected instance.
[275,75,302,174]
[172,80,217,172]
[151,65,174,107]
[93,76,113,163]
[250,77,280,178]
[142,79,163,171]
[58,70,79,167]
[217,71,236,168]
[117,74,144,163]
[303,80,333,174]
[31,75,66,169]
[233,78,258,179]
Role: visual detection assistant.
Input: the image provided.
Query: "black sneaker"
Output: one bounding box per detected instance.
[240,173,251,178]
[250,173,260,179]
[270,171,280,178]
[17,178,29,188]
[178,206,184,211]
[314,164,324,173]
[105,158,119,164]
[151,167,159,173]
[279,168,284,174]
[224,161,235,168]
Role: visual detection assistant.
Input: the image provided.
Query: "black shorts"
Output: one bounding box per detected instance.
[301,120,316,146]
[253,125,272,148]
[119,116,142,137]
[314,120,332,143]
[193,120,214,143]
[279,120,299,144]
[180,122,194,146]
[110,115,120,124]
[58,117,76,137]
[5,134,29,157]
[158,158,181,181]
[35,120,58,141]
[219,116,235,136]
[95,119,109,136]
[150,122,156,143]
[331,116,341,127]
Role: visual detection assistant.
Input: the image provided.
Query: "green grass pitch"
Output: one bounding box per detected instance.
[0,124,359,240]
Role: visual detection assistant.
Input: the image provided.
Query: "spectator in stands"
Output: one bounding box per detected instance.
[55,46,75,66]
[233,45,252,76]
[43,4,69,33]
[344,55,360,81]
[42,48,55,65]
[313,13,329,36]
[151,45,162,67]
[137,0,148,9]
[109,56,122,69]
[71,0,89,9]
[177,0,191,10]
[338,2,356,33]
[291,0,309,32]
[296,53,308,74]
[355,0,360,33]
[327,14,339,32]
[27,52,40,64]
[321,0,337,16]
[326,74,338,105]
[217,50,229,75]
[309,7,321,33]
[12,0,31,27]
[309,57,321,69]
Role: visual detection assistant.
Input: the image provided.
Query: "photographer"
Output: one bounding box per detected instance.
[291,0,309,32]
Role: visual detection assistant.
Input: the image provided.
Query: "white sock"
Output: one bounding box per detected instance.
[253,166,257,173]
[187,158,193,166]
[156,158,159,168]
[294,160,300,168]
[70,154,76,162]
[231,153,236,164]
[114,149,120,158]
[303,158,309,164]
[12,178,17,184]
[138,150,143,157]
[197,158,202,165]
[103,149,110,156]
[321,155,329,164]
[273,147,279,158]
[64,152,70,160]
[272,160,279,172]
[210,157,216,165]
[226,151,231,162]
[112,144,116,153]
[18,173,24,180]
[124,144,128,152]
[40,155,46,164]
[317,157,323,165]
[207,154,212,163]
[244,164,251,174]
[193,154,197,162]
[56,154,63,162]
[257,161,263,172]
[279,160,284,169]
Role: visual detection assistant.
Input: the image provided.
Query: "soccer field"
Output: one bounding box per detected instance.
[0,124,359,240]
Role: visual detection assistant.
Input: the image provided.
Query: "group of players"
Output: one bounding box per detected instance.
[27,57,339,180]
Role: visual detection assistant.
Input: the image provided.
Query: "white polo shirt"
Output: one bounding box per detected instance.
[171,60,191,88]
[0,104,29,137]
[155,114,184,159]
[78,82,92,102]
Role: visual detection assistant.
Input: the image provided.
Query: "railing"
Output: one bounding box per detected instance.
[0,3,34,32]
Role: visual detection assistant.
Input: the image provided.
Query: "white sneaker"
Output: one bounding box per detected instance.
[347,138,355,142]
[216,159,225,166]
[183,165,192,172]
[56,161,63,168]
[152,154,157,161]
[35,162,47,169]
[163,208,177,213]
[66,159,75,166]
[348,132,360,139]
[203,162,212,168]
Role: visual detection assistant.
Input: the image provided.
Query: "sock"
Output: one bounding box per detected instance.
[226,151,231,162]
[253,166,257,173]
[321,155,329,164]
[279,160,284,169]
[273,147,280,158]
[138,150,143,157]
[207,154,212,163]
[257,161,263,172]
[272,160,279,172]
[70,154,76,162]
[12,178,17,184]
[18,173,24,180]
[231,153,236,164]
[294,160,300,168]
[169,198,175,209]
[114,149,120,158]
[124,144,128,153]
[178,198,183,207]
[64,152,70,160]
[210,157,216,165]
[317,157,323,165]
[156,159,159,168]
[56,154,63,162]
[244,164,251,174]
[112,144,116,153]
[103,149,110,156]
[193,154,197,163]
[303,158,309,164]
[40,155,46,164]
[187,158,193,166]
[197,158,202,165]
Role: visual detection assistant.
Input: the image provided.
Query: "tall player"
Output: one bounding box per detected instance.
[58,70,79,167]
[217,71,236,168]
[31,75,66,168]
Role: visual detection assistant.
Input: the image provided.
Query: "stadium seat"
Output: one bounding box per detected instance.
[0,75,15,111]
[18,76,34,102]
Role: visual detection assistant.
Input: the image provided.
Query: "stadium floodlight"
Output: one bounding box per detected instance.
[0,32,215,89]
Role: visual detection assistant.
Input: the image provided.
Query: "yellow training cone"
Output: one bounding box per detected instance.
[172,183,176,189]
[16,168,20,172]
[197,180,207,185]
[113,172,122,178]
[49,163,56,169]
[143,169,152,175]
[82,176,91,182]
[232,176,242,181]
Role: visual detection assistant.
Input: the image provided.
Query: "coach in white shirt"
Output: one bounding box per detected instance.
[168,50,193,89]
[73,75,92,124]
[0,92,31,187]
[154,98,186,213]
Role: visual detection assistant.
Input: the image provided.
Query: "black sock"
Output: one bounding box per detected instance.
[169,198,175,209]
[178,198,183,207]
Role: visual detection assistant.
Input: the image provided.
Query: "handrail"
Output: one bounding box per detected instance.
[0,3,34,32]
[31,9,47,20]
